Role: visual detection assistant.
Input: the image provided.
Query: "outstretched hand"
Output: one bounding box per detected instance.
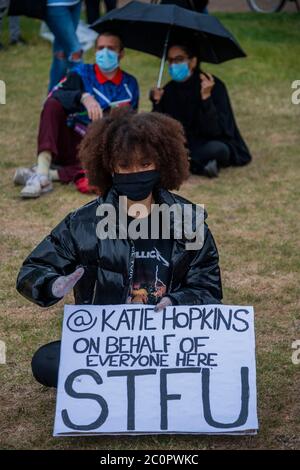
[51,267,85,299]
[154,296,172,312]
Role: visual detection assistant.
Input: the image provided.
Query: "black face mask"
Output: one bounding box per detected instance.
[112,170,160,201]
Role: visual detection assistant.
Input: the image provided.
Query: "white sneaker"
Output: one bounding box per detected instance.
[13,167,36,186]
[20,173,53,199]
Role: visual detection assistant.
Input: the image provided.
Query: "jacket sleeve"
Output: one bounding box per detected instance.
[51,72,85,112]
[168,227,223,306]
[16,213,80,308]
[213,79,252,166]
[196,76,241,140]
[151,95,164,113]
[197,96,223,138]
[130,77,139,110]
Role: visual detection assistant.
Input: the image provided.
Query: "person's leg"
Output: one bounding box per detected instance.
[85,0,100,24]
[47,3,82,90]
[49,39,68,91]
[46,5,82,90]
[0,16,3,49]
[0,0,8,48]
[189,140,231,177]
[37,96,83,183]
[31,341,61,388]
[0,0,8,23]
[66,2,83,71]
[17,97,83,194]
[54,128,83,183]
[46,7,69,90]
[19,97,64,197]
[104,0,117,12]
[55,161,83,183]
[37,97,67,161]
[8,16,20,42]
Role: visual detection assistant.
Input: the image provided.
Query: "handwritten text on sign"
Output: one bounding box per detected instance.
[54,304,258,435]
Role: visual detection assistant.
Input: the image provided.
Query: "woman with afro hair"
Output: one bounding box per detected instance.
[16,108,222,388]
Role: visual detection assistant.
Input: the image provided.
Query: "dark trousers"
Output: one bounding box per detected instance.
[85,0,116,24]
[37,97,83,183]
[31,341,61,388]
[189,139,231,174]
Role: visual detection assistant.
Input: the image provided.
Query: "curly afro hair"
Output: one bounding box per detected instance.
[79,108,190,195]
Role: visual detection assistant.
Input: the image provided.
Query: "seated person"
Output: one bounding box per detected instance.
[16,109,222,388]
[150,42,251,177]
[14,31,139,198]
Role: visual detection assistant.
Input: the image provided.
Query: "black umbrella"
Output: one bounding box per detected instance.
[91,1,246,86]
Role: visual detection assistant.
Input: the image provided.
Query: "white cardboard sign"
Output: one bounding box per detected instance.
[54,304,258,436]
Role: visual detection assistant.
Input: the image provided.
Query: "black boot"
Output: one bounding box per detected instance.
[203,159,219,178]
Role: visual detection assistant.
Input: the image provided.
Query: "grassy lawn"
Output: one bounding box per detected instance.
[0,12,299,450]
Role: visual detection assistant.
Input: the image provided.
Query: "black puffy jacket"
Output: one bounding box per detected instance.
[16,188,222,307]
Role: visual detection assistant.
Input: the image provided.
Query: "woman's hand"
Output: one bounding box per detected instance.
[154,296,172,312]
[150,87,164,104]
[51,267,85,299]
[200,72,215,100]
[81,94,103,121]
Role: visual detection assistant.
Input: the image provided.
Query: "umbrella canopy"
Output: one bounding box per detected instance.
[91,1,246,64]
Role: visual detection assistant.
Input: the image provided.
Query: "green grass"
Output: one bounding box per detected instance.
[0,12,300,450]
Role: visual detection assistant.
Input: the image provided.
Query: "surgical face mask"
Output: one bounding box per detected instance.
[112,170,160,201]
[96,48,119,73]
[168,61,191,82]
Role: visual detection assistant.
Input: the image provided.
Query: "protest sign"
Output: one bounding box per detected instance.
[54,304,258,435]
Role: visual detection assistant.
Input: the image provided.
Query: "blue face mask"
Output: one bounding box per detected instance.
[96,48,119,73]
[168,62,191,82]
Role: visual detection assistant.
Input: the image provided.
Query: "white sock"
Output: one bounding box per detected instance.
[37,151,51,176]
[49,169,59,181]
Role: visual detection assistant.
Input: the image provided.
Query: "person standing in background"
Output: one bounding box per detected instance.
[84,0,117,25]
[0,0,26,50]
[46,0,83,91]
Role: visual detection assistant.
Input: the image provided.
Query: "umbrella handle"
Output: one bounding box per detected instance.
[157,28,171,89]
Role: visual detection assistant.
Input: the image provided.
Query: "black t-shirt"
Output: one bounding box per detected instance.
[127,211,173,305]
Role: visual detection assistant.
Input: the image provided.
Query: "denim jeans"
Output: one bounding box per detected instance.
[0,0,20,42]
[46,2,82,91]
[0,16,20,42]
